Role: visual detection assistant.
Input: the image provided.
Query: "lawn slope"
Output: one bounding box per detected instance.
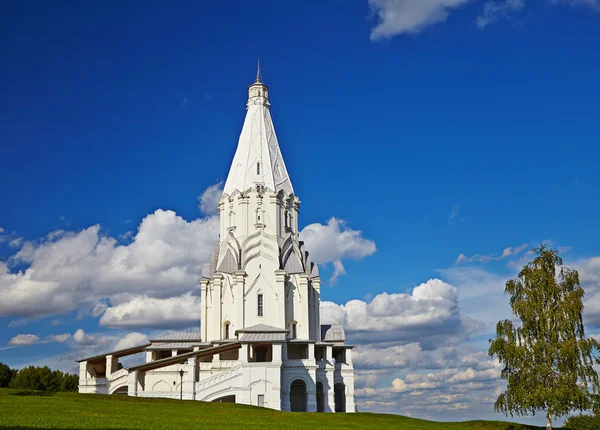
[0,389,543,430]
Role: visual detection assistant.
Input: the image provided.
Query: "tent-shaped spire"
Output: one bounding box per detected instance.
[222,68,293,196]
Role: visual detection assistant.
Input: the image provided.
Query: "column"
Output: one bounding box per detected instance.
[186,357,196,400]
[127,371,138,397]
[145,351,153,363]
[234,270,247,332]
[298,275,309,339]
[325,346,335,412]
[200,279,209,341]
[313,278,321,341]
[212,274,224,342]
[275,270,287,329]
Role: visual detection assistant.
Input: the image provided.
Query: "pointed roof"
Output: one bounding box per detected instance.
[222,70,293,197]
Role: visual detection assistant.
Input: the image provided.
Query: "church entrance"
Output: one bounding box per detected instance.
[316,381,324,412]
[290,379,307,412]
[334,383,346,413]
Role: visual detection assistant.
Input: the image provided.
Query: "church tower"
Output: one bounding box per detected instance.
[77,67,355,413]
[200,65,322,344]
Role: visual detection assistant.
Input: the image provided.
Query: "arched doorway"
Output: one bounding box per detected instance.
[316,381,324,412]
[290,379,307,412]
[334,383,346,413]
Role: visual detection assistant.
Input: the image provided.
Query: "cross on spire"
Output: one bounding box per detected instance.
[255,59,262,83]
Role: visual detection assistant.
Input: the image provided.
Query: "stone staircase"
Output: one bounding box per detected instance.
[195,364,243,401]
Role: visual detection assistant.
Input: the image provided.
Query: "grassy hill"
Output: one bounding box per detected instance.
[0,389,544,430]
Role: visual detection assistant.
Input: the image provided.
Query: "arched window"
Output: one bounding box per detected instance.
[284,211,288,228]
[224,322,230,339]
[257,162,260,175]
[257,294,264,316]
[290,321,297,339]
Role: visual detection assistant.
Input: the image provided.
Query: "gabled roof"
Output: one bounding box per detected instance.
[239,332,286,343]
[76,343,151,363]
[145,342,209,350]
[128,341,241,372]
[149,332,202,342]
[222,75,293,196]
[236,324,288,333]
[321,324,345,342]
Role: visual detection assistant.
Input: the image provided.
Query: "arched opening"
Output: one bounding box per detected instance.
[316,381,324,412]
[111,385,128,395]
[290,379,307,412]
[334,383,346,413]
[212,395,236,403]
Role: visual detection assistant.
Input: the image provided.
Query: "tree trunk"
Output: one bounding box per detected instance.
[546,411,552,430]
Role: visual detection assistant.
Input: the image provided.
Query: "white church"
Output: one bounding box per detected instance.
[77,67,356,413]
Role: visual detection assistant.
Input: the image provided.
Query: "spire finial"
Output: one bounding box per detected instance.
[256,59,262,83]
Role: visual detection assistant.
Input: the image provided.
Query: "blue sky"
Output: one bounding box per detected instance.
[1,0,600,424]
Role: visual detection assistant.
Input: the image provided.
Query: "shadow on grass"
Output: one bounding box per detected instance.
[6,390,56,397]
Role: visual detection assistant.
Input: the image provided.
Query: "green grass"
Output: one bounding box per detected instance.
[0,388,544,430]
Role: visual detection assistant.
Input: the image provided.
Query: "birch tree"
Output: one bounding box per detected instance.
[488,245,599,430]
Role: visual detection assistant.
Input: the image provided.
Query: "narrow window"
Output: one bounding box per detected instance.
[224,322,230,339]
[258,294,264,316]
[258,394,264,407]
[291,322,297,339]
[284,211,288,228]
[257,162,260,175]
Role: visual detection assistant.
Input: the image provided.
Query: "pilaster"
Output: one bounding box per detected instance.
[234,270,247,332]
[298,274,310,339]
[275,270,287,328]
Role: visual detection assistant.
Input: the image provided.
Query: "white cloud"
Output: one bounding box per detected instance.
[449,204,460,224]
[100,293,201,329]
[369,0,469,40]
[456,243,528,265]
[198,181,223,215]
[475,0,525,29]
[300,217,376,283]
[73,329,106,347]
[114,332,149,351]
[47,333,71,343]
[0,209,219,319]
[8,334,40,346]
[551,0,600,10]
[320,279,478,344]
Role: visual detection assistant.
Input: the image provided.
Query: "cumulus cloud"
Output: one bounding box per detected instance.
[475,0,525,29]
[320,279,479,344]
[73,329,107,347]
[369,0,469,40]
[47,333,71,343]
[8,334,40,346]
[0,209,219,319]
[300,217,376,283]
[100,293,201,329]
[114,332,149,351]
[198,181,223,216]
[455,243,528,265]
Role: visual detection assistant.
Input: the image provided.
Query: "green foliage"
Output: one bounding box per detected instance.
[0,389,543,429]
[1,362,79,392]
[564,414,600,430]
[488,245,600,428]
[0,362,14,388]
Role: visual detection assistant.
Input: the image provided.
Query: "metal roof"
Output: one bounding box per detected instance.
[149,332,202,342]
[239,332,286,343]
[76,343,151,363]
[236,324,288,333]
[145,342,209,350]
[128,341,241,372]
